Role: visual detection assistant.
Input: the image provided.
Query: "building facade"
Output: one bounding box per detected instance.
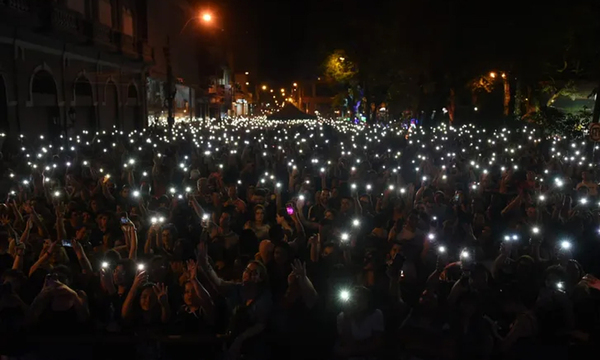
[0,0,155,135]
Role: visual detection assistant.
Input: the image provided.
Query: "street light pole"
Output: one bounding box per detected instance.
[164,36,175,134]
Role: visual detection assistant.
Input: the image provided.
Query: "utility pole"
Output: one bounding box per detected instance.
[164,36,176,133]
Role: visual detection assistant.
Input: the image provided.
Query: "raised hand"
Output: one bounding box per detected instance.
[153,283,169,305]
[290,259,307,279]
[0,214,11,226]
[132,270,148,290]
[186,259,198,279]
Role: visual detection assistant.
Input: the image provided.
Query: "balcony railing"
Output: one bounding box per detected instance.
[0,1,154,64]
[2,0,30,12]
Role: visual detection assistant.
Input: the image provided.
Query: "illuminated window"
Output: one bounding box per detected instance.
[99,0,112,27]
[123,8,133,36]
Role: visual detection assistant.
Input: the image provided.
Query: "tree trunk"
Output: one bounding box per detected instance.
[593,81,600,123]
[514,79,523,118]
[449,88,455,124]
[503,79,511,116]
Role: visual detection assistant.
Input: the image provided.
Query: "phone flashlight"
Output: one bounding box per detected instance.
[137,264,145,271]
[151,217,157,224]
[560,240,572,250]
[460,250,470,259]
[53,191,61,198]
[133,190,140,197]
[438,246,446,254]
[339,289,351,302]
[539,195,545,202]
[101,262,109,269]
[202,214,210,221]
[299,195,305,201]
[185,187,192,193]
[341,233,350,242]
[580,198,588,205]
[400,188,406,194]
[532,227,540,234]
[428,233,435,241]
[556,282,565,292]
[352,219,360,227]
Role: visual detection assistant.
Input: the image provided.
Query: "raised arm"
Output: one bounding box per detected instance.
[197,241,236,293]
[186,259,216,325]
[121,270,147,320]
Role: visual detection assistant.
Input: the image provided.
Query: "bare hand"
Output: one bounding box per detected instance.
[153,283,169,305]
[132,270,148,290]
[186,259,198,279]
[290,259,307,278]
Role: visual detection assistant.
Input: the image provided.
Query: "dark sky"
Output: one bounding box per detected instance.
[253,0,315,84]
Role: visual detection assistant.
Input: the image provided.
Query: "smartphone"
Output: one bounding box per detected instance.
[286,205,295,215]
[121,217,128,224]
[62,239,72,247]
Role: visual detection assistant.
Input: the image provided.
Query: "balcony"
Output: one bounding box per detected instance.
[1,0,30,12]
[0,1,153,64]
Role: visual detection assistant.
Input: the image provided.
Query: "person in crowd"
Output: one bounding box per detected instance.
[0,119,598,360]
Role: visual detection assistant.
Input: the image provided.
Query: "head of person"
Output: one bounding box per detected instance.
[113,258,136,287]
[49,242,69,266]
[149,256,169,283]
[275,208,292,226]
[515,255,536,281]
[389,241,402,260]
[582,171,590,181]
[139,283,158,312]
[183,281,200,308]
[319,189,330,205]
[160,224,177,251]
[253,204,266,223]
[120,185,131,199]
[273,242,291,265]
[227,184,238,199]
[251,189,267,206]
[526,171,535,182]
[242,260,268,287]
[97,212,110,230]
[340,197,353,214]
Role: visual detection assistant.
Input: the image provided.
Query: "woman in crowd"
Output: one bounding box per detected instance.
[0,119,598,360]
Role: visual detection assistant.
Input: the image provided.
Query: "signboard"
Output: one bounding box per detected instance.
[590,123,600,142]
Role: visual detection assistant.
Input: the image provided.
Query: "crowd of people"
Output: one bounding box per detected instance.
[0,117,599,360]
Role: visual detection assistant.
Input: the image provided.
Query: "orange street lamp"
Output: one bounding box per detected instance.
[489,72,496,78]
[280,88,285,92]
[293,83,298,87]
[261,85,267,90]
[180,11,214,34]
